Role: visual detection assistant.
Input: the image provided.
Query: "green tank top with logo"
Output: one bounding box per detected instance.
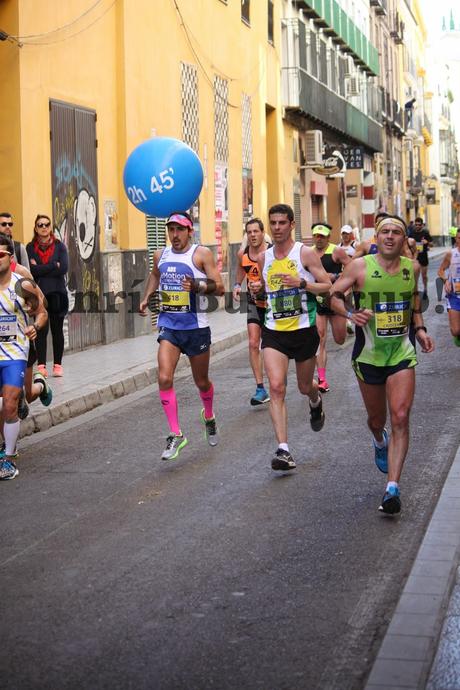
[353,254,417,368]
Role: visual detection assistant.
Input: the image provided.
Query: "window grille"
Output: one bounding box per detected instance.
[181,62,199,153]
[242,93,252,169]
[214,76,229,164]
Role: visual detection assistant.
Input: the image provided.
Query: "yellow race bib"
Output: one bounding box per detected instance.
[375,301,410,337]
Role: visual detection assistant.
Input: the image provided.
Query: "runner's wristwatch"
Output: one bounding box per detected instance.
[299,278,307,290]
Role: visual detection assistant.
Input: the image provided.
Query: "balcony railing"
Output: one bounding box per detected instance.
[390,12,405,44]
[294,0,380,76]
[370,0,388,15]
[283,67,382,151]
[392,99,404,132]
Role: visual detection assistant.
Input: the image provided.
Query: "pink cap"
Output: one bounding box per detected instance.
[166,213,193,228]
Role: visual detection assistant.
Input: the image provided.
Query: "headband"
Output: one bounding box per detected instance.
[166,213,193,229]
[376,216,406,235]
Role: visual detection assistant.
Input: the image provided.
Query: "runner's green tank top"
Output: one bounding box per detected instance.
[352,254,417,367]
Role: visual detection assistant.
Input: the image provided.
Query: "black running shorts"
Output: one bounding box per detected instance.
[261,326,320,362]
[352,358,416,385]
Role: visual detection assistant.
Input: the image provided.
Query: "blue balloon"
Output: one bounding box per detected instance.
[123,137,204,217]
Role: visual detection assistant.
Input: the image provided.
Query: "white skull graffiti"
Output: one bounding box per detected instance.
[54,217,76,313]
[73,189,97,261]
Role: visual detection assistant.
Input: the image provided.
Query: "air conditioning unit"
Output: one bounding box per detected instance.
[347,76,360,97]
[304,130,323,166]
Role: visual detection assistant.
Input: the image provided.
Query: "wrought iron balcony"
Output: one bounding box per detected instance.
[282,67,382,152]
[390,12,404,44]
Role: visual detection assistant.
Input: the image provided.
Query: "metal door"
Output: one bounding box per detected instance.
[50,100,103,350]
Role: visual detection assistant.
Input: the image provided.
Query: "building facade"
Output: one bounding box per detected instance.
[281,0,382,242]
[0,0,286,346]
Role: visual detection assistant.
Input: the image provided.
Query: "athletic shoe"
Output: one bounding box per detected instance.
[271,448,296,471]
[250,388,270,406]
[17,389,29,420]
[374,428,389,474]
[0,460,19,480]
[53,364,63,377]
[310,395,325,432]
[318,379,330,393]
[33,372,53,407]
[37,364,48,378]
[200,409,219,446]
[161,434,188,460]
[379,485,401,515]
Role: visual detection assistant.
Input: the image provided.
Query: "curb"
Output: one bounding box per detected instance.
[19,329,247,438]
[365,444,460,690]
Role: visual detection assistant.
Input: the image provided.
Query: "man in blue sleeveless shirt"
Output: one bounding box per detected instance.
[140,211,224,461]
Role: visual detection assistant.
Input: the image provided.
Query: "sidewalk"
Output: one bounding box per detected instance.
[19,308,247,438]
[365,444,460,690]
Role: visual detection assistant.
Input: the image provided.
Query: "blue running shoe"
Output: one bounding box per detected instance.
[250,388,270,406]
[374,428,389,473]
[379,485,401,515]
[0,459,19,480]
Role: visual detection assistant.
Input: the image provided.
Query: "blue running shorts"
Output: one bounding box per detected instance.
[0,359,27,389]
[447,293,460,312]
[157,326,211,357]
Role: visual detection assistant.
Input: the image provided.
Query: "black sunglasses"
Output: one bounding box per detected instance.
[0,222,13,227]
[37,222,51,228]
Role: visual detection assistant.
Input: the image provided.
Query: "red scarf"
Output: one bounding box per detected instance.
[33,237,56,265]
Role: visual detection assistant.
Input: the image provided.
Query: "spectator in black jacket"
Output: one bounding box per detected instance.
[26,214,69,378]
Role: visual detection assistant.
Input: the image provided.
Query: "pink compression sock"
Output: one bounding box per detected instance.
[318,367,326,381]
[199,384,214,419]
[159,389,181,435]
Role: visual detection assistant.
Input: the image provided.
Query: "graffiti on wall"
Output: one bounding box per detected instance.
[53,154,100,315]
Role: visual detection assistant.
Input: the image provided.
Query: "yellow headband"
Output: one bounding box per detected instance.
[376,216,406,235]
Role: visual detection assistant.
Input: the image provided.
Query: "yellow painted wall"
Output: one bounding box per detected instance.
[0,3,23,236]
[2,0,283,252]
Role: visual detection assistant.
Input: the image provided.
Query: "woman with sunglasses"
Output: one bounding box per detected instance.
[26,214,69,377]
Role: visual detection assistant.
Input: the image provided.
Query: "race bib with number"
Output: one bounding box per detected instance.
[269,288,302,320]
[375,301,410,337]
[416,242,424,253]
[453,279,460,295]
[0,315,18,341]
[160,286,191,313]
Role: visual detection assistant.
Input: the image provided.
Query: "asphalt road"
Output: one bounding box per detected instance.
[1,258,459,690]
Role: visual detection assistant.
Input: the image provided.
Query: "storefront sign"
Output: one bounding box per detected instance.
[342,146,364,169]
[426,187,436,205]
[346,184,358,198]
[313,150,346,177]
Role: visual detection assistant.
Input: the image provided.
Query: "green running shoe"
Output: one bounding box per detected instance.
[33,372,53,407]
[200,409,219,446]
[161,434,188,460]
